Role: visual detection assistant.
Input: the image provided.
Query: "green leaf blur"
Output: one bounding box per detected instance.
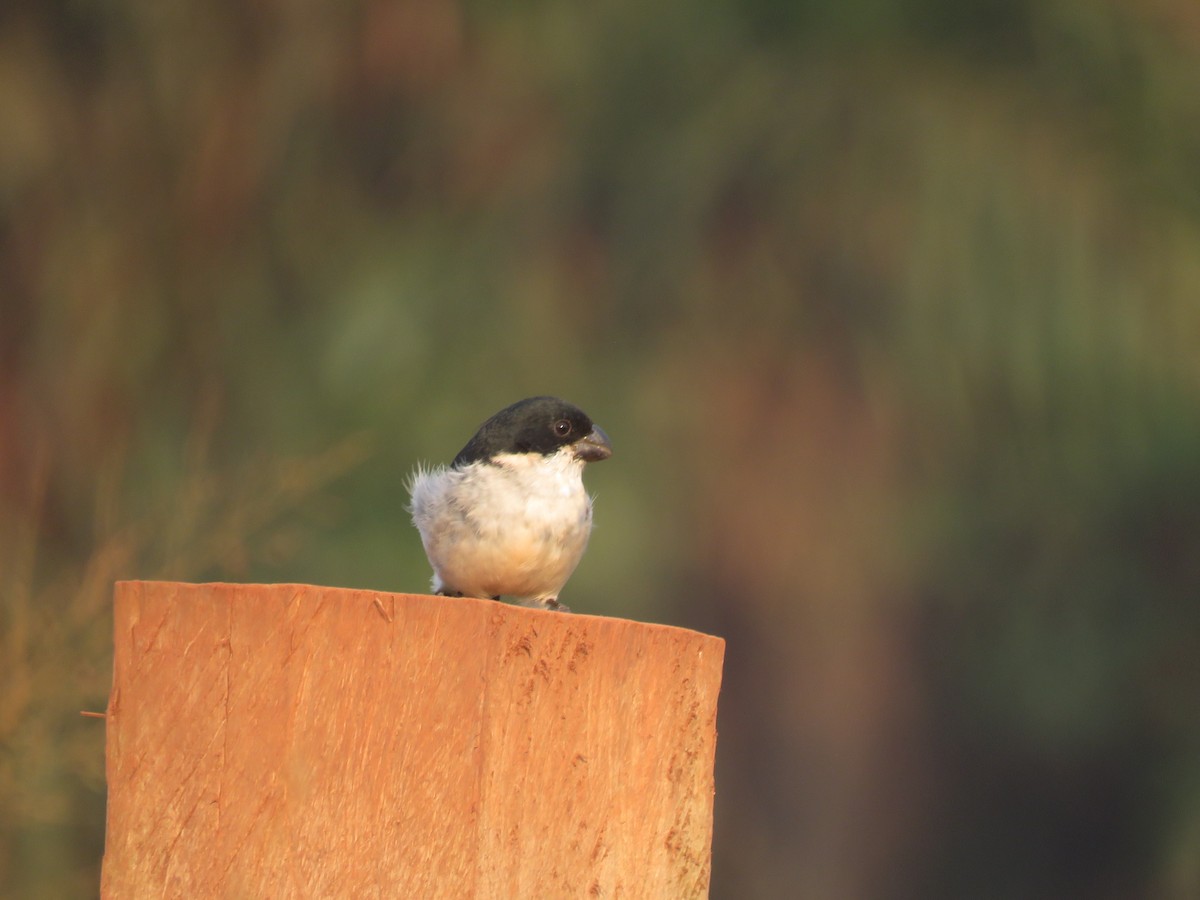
[2,0,1198,895]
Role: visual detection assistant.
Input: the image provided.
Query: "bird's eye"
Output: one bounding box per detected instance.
[553,419,572,437]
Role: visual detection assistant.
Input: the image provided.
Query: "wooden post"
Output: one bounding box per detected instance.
[100,581,724,898]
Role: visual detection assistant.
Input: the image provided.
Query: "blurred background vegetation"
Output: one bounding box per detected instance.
[2,0,1199,896]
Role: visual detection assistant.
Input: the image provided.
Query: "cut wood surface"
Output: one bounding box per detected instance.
[101,581,724,898]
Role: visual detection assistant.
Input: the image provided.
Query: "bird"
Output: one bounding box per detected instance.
[408,396,612,611]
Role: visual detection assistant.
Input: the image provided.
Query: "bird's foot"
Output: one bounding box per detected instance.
[436,589,463,598]
[543,598,571,613]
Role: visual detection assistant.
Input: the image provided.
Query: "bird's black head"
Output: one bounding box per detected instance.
[452,396,612,467]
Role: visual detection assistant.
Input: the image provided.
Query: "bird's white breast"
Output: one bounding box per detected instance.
[408,450,595,603]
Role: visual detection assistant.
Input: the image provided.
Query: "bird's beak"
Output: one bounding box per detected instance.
[574,425,613,462]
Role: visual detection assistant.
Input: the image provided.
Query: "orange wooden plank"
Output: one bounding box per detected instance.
[101,582,724,898]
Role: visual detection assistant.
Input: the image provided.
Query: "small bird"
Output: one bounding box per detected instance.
[408,396,612,611]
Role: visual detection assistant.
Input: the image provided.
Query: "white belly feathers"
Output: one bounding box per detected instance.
[408,450,594,603]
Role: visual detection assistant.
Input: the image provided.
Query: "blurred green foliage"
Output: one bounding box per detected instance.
[3,0,1199,896]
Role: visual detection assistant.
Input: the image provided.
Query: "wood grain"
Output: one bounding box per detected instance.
[101,582,724,898]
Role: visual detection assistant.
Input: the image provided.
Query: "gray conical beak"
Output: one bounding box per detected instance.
[575,425,613,462]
